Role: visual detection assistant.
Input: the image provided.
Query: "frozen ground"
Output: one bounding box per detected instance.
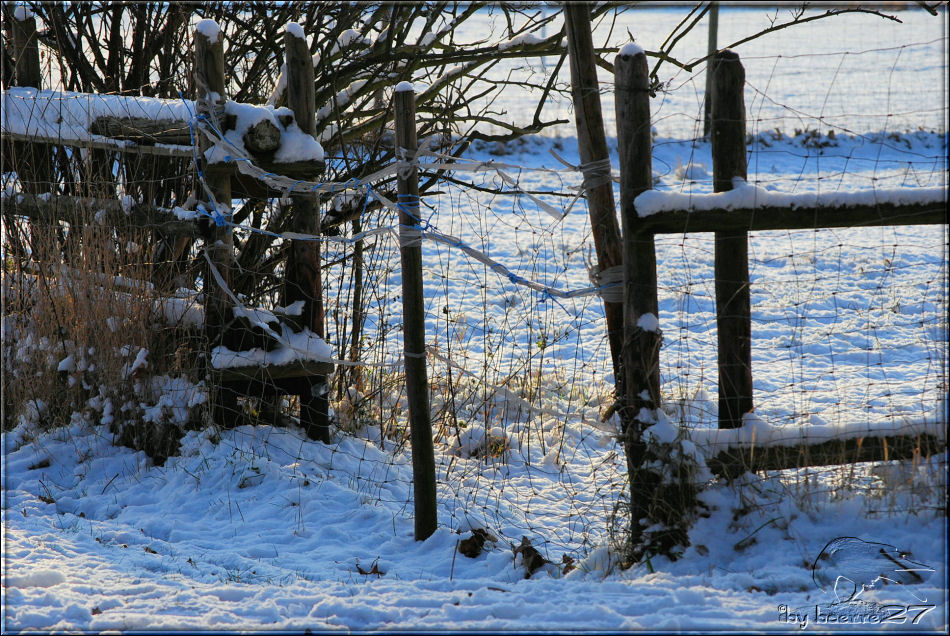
[3,4,948,634]
[3,418,947,632]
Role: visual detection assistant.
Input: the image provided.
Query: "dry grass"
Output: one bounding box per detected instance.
[3,209,203,462]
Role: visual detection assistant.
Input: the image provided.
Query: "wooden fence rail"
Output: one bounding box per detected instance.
[3,15,333,437]
[706,431,945,480]
[631,202,947,234]
[6,192,199,238]
[618,48,948,479]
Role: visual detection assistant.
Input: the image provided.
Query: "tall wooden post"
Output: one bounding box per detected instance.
[563,2,625,387]
[703,2,720,137]
[711,50,753,428]
[348,217,364,389]
[9,8,51,195]
[194,20,237,427]
[615,45,661,557]
[393,84,438,541]
[284,25,330,443]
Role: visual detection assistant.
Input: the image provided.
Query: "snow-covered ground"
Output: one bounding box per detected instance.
[3,5,948,633]
[4,417,946,632]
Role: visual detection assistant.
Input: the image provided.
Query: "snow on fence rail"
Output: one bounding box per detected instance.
[615,48,947,482]
[3,9,946,561]
[4,19,944,463]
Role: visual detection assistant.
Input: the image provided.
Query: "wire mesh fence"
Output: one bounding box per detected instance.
[3,4,947,563]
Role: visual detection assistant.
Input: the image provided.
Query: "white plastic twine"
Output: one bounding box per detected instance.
[590,265,624,303]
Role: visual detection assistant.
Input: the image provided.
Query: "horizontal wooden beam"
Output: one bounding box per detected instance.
[88,116,192,145]
[215,359,334,387]
[203,161,325,199]
[2,131,324,197]
[89,116,289,158]
[1,129,193,158]
[633,201,947,235]
[204,158,325,182]
[705,432,945,480]
[7,192,199,237]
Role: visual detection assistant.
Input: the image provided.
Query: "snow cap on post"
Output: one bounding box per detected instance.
[395,81,415,93]
[196,18,221,41]
[13,4,34,21]
[285,22,306,41]
[619,42,645,57]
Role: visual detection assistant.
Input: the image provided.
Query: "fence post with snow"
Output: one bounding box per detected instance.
[283,23,330,443]
[710,50,754,430]
[194,19,239,428]
[394,82,438,541]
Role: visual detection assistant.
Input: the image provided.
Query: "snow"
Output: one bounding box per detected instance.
[644,411,679,444]
[211,327,333,370]
[13,4,33,21]
[285,21,305,40]
[1,89,323,166]
[122,347,149,379]
[395,81,415,93]
[337,28,363,49]
[327,29,371,56]
[498,32,543,51]
[2,6,948,634]
[154,293,203,328]
[4,419,945,631]
[1,87,194,150]
[469,7,946,139]
[690,408,946,454]
[635,179,948,217]
[315,80,368,124]
[636,312,660,332]
[203,100,325,164]
[195,19,221,42]
[56,355,76,373]
[620,42,645,57]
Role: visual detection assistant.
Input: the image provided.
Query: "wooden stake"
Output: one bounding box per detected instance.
[194,20,237,427]
[394,85,438,541]
[284,26,330,443]
[703,2,720,137]
[9,10,51,194]
[563,2,625,387]
[615,45,661,558]
[710,50,753,429]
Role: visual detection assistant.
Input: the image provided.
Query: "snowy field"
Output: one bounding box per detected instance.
[3,5,948,633]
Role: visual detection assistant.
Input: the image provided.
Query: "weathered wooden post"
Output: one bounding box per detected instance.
[703,2,720,137]
[563,2,625,387]
[348,217,364,389]
[9,6,41,88]
[615,44,661,558]
[393,83,438,541]
[283,24,330,443]
[710,50,753,428]
[9,6,51,195]
[194,19,237,427]
[5,6,48,265]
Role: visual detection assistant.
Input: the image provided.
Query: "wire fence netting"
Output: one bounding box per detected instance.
[3,6,947,559]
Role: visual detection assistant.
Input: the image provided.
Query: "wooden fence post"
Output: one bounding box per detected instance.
[394,84,438,541]
[284,25,330,443]
[615,44,662,558]
[711,50,753,429]
[10,7,41,89]
[563,2,625,388]
[194,20,237,427]
[703,2,720,137]
[9,7,51,195]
